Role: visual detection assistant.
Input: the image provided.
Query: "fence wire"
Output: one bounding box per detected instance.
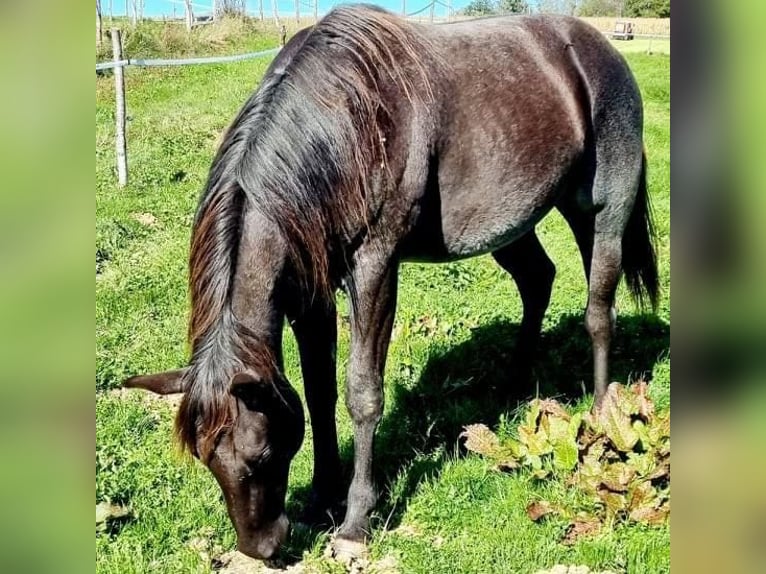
[96,46,281,71]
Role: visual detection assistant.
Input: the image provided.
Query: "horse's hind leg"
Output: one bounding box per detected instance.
[584,230,622,407]
[557,194,615,406]
[558,193,595,285]
[585,156,643,407]
[559,193,630,408]
[492,230,556,384]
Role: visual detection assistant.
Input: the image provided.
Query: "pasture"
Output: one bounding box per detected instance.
[96,28,670,573]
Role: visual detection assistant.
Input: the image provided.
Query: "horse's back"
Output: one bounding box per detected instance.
[401,15,641,261]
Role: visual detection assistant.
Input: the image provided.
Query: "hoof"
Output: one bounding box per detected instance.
[591,396,605,414]
[327,537,368,565]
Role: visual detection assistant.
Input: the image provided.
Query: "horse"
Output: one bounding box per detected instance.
[125,5,658,561]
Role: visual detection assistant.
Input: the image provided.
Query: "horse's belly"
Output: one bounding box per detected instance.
[442,215,537,258]
[440,185,558,258]
[400,181,562,263]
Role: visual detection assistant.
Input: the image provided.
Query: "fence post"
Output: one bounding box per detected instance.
[183,0,194,31]
[112,29,128,187]
[272,0,281,28]
[96,1,103,47]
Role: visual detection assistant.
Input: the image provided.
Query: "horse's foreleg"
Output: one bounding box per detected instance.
[492,231,556,385]
[335,252,398,553]
[290,300,342,522]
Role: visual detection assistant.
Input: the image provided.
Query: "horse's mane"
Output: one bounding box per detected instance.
[238,5,436,294]
[177,5,437,456]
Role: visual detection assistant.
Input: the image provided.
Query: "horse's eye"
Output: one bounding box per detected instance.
[251,445,273,468]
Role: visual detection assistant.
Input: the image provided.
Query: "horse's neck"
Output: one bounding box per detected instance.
[230,207,288,367]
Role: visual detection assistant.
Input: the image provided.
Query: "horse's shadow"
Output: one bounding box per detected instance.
[284,312,669,556]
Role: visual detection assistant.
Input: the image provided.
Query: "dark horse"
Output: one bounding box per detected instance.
[126,5,658,561]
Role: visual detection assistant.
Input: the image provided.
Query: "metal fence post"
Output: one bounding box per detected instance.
[112,29,128,187]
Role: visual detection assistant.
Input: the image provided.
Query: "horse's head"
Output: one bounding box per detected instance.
[124,367,305,559]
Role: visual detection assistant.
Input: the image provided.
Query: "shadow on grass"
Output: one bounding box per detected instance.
[284,312,669,556]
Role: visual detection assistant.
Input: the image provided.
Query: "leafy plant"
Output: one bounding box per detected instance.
[575,0,622,17]
[462,0,498,16]
[461,0,528,15]
[461,382,670,543]
[624,0,670,18]
[497,0,529,14]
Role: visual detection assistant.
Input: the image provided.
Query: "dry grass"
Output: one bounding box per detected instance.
[419,15,669,38]
[96,16,289,61]
[579,17,670,36]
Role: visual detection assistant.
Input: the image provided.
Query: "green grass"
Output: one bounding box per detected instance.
[608,37,670,55]
[96,40,670,573]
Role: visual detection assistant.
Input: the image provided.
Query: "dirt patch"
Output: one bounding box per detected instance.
[213,551,307,574]
[209,547,400,574]
[109,387,183,410]
[96,502,131,535]
[131,212,158,227]
[533,567,618,574]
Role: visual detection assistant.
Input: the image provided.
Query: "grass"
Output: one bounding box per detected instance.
[96,28,670,573]
[608,37,670,55]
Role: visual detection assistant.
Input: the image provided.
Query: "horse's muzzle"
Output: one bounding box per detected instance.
[236,513,290,560]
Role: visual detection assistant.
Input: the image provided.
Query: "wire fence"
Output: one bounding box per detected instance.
[405,0,451,18]
[95,46,281,71]
[99,28,283,187]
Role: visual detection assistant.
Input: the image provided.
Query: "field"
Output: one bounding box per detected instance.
[96,27,670,574]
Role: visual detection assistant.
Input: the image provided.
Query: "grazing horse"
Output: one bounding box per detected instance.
[125,5,658,561]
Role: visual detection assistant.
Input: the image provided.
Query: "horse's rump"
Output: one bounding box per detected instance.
[403,15,642,260]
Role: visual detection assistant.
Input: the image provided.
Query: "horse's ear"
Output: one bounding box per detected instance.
[229,372,272,410]
[124,368,188,395]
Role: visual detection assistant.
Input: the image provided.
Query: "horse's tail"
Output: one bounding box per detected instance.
[622,152,659,311]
